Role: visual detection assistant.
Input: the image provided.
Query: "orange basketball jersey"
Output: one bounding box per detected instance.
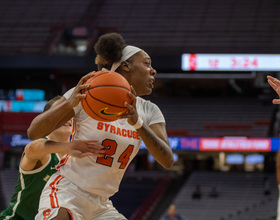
[61,88,165,198]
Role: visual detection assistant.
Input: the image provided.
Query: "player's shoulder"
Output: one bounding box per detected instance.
[136,97,162,117]
[136,96,157,106]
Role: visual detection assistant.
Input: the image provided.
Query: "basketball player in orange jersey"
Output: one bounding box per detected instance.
[29,33,174,220]
[0,96,104,220]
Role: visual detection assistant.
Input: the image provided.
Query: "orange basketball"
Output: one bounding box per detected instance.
[81,70,132,122]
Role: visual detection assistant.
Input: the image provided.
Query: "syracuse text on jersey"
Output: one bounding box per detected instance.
[97,122,140,140]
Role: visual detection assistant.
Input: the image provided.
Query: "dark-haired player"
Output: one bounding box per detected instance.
[29,33,174,220]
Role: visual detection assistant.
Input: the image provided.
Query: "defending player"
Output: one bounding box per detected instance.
[28,33,174,220]
[267,75,280,220]
[0,96,104,220]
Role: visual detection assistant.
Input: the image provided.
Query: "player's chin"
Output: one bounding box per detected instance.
[144,85,153,94]
[146,88,153,95]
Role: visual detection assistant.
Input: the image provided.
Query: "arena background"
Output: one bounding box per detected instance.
[1,1,280,219]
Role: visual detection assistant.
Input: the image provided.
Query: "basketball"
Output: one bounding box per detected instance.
[81,70,132,122]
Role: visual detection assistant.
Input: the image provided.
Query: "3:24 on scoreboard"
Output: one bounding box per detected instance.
[182,54,280,71]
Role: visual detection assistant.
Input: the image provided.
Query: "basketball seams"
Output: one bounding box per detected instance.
[86,89,128,109]
[87,72,130,90]
[87,85,131,91]
[88,71,110,84]
[81,70,131,121]
[82,96,111,121]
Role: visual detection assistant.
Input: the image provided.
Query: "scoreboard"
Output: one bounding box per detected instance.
[182,54,280,71]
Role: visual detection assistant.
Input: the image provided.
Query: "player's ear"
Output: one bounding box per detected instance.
[120,61,130,72]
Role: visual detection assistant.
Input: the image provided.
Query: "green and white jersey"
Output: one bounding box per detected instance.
[0,153,60,220]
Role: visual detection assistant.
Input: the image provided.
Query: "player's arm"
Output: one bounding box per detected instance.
[122,87,174,169]
[27,72,93,140]
[267,75,280,104]
[138,122,174,169]
[21,138,105,170]
[276,149,280,184]
[27,98,74,140]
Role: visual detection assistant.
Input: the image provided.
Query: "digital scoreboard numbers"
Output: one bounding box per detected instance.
[182,54,280,71]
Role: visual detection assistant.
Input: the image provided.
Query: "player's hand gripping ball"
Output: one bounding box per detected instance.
[81,70,132,122]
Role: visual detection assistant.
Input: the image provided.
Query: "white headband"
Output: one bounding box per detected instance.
[110,45,142,72]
